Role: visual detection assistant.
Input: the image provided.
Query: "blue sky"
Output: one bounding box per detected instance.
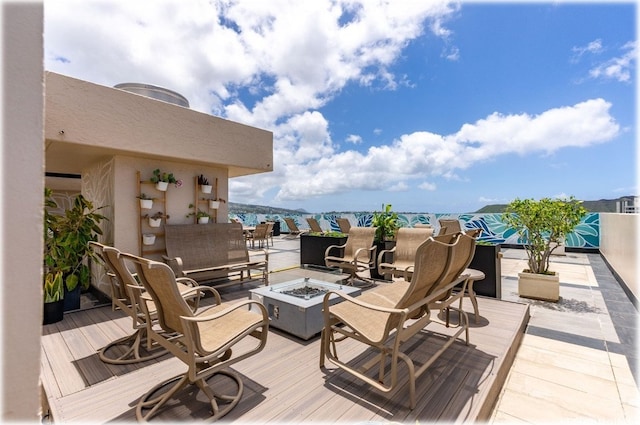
[44,0,637,213]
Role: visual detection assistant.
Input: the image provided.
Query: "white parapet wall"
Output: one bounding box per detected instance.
[599,213,638,303]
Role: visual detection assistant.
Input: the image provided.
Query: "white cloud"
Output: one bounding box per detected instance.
[419,182,437,191]
[571,39,603,62]
[588,41,637,83]
[345,134,362,144]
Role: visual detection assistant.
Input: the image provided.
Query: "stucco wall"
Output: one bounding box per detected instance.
[1,3,44,420]
[599,213,638,302]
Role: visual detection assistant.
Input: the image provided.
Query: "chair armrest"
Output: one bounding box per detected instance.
[162,255,185,277]
[353,245,377,266]
[323,290,407,316]
[324,242,348,258]
[249,248,269,263]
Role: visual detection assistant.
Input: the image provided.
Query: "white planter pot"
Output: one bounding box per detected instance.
[198,216,210,224]
[518,271,559,302]
[201,184,213,194]
[139,199,153,209]
[148,217,162,227]
[209,200,220,209]
[142,234,156,245]
[155,181,169,191]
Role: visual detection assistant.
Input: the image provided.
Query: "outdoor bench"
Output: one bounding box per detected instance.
[163,222,268,287]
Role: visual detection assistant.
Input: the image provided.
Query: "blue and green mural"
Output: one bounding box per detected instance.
[230,212,600,249]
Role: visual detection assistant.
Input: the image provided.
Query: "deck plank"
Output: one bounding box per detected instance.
[41,286,529,423]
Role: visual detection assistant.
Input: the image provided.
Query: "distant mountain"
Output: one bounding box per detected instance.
[475,196,635,214]
[228,202,307,215]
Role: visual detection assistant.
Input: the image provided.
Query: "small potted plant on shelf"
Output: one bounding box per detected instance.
[142,233,156,245]
[187,204,212,224]
[137,193,153,209]
[208,197,226,209]
[502,196,587,302]
[150,168,177,191]
[197,174,213,194]
[144,211,169,227]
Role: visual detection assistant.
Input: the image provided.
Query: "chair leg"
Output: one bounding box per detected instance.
[98,329,167,365]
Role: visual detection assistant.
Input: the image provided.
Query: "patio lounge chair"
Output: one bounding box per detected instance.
[324,226,377,284]
[336,217,351,233]
[377,227,434,280]
[89,242,199,365]
[284,217,306,238]
[122,252,269,421]
[306,217,324,233]
[319,232,476,409]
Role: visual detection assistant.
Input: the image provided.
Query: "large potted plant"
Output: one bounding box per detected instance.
[44,188,107,315]
[502,196,587,301]
[370,204,399,280]
[300,231,348,267]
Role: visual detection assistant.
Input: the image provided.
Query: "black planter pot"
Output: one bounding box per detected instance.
[300,234,347,267]
[63,285,81,312]
[467,244,502,298]
[370,240,395,281]
[43,300,64,325]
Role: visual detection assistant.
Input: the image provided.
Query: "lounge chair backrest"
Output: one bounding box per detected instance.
[437,219,462,236]
[306,217,323,233]
[101,245,140,302]
[284,217,301,233]
[336,218,351,233]
[432,232,477,296]
[394,227,434,263]
[396,236,454,310]
[125,254,193,335]
[344,227,376,258]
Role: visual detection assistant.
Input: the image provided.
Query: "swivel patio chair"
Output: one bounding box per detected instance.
[319,232,476,409]
[336,218,351,234]
[122,252,269,421]
[377,227,434,280]
[89,242,200,365]
[324,226,377,284]
[306,217,324,233]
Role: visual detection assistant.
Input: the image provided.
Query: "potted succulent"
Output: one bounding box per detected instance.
[186,204,211,224]
[44,188,107,315]
[371,204,399,280]
[502,196,587,301]
[150,168,177,191]
[198,174,213,194]
[145,211,169,227]
[137,193,153,209]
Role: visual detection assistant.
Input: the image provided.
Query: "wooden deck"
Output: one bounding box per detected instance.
[41,279,530,422]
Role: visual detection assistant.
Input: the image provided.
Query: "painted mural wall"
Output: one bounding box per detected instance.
[231,212,601,249]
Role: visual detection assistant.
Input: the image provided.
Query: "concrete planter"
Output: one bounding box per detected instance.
[518,271,559,302]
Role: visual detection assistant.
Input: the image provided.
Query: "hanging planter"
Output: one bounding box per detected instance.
[198,174,212,193]
[143,234,156,245]
[198,216,210,224]
[209,200,220,209]
[148,217,161,227]
[150,168,177,191]
[140,198,153,209]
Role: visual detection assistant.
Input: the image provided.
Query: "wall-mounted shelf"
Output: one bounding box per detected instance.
[137,171,168,256]
[193,176,219,224]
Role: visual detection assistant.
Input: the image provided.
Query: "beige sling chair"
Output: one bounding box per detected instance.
[377,227,434,280]
[89,242,200,365]
[319,232,476,409]
[306,217,324,233]
[437,218,462,236]
[283,217,306,238]
[336,217,351,234]
[324,226,377,284]
[122,252,269,421]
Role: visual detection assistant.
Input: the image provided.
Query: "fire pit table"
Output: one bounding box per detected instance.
[249,270,361,340]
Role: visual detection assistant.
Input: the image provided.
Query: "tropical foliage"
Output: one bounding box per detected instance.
[371,204,399,242]
[502,197,587,274]
[44,188,107,301]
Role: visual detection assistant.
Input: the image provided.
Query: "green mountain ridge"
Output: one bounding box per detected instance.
[230,196,635,215]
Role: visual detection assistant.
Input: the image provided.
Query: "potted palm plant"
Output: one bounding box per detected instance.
[44,188,107,315]
[371,204,399,280]
[502,196,587,301]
